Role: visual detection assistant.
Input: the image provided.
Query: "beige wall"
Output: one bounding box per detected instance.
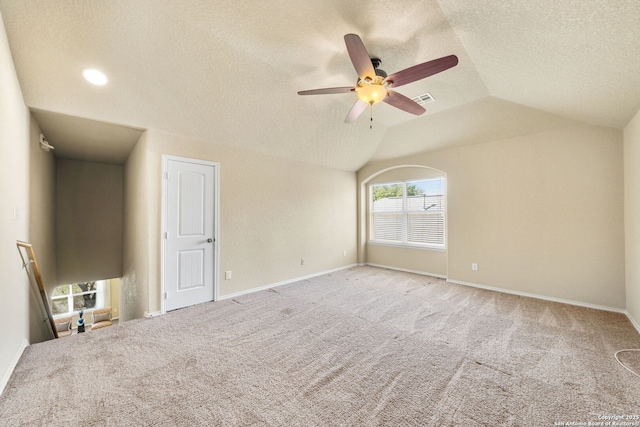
[624,109,640,327]
[364,166,447,276]
[122,129,357,316]
[56,159,123,286]
[359,124,625,309]
[122,131,151,321]
[27,115,57,340]
[109,278,121,319]
[366,244,447,277]
[0,13,31,389]
[0,14,56,391]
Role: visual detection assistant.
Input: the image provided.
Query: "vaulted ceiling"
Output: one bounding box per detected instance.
[1,0,639,171]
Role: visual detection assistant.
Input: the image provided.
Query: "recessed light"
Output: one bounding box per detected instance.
[82,68,108,86]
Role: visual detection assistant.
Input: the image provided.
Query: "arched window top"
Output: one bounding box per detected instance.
[367,166,445,186]
[362,165,446,187]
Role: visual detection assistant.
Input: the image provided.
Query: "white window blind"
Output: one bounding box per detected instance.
[370,178,445,249]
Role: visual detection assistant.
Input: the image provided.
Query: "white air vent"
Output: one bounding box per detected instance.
[411,92,435,105]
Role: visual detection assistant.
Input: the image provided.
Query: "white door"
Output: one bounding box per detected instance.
[164,157,217,311]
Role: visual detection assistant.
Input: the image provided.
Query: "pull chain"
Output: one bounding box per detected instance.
[369,103,373,130]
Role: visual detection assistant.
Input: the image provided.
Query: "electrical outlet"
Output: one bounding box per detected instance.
[13,205,19,221]
[343,250,347,257]
[225,271,232,280]
[301,258,305,265]
[472,263,478,271]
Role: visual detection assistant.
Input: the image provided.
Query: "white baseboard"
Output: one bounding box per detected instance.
[363,265,636,332]
[366,265,639,336]
[364,265,624,313]
[447,278,626,314]
[0,339,29,397]
[626,311,640,335]
[219,264,359,301]
[365,263,447,279]
[144,311,162,318]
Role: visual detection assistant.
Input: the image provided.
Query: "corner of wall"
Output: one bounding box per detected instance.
[624,108,640,328]
[0,339,29,397]
[28,114,57,292]
[626,311,640,335]
[121,131,151,321]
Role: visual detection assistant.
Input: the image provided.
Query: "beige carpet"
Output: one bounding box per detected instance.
[1,266,640,426]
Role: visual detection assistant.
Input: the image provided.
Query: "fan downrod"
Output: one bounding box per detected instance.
[370,58,387,78]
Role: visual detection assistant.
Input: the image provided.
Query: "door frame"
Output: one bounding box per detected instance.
[160,154,220,314]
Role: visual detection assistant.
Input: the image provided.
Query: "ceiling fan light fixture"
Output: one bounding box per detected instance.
[356,84,387,105]
[356,76,388,105]
[298,34,458,122]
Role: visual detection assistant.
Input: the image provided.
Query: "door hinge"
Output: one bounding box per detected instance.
[164,172,169,179]
[164,292,167,300]
[164,232,168,239]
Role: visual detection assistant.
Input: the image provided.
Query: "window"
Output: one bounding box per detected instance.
[369,178,445,249]
[51,282,102,316]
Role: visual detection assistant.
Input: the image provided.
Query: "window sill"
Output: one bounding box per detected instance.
[52,308,101,320]
[367,241,446,252]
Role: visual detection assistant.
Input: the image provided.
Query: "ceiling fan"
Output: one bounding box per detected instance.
[298,34,458,123]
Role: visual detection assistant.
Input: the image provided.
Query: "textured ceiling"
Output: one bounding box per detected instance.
[1,0,639,170]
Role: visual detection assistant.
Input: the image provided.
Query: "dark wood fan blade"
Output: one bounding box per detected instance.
[298,87,355,95]
[385,55,458,88]
[345,99,368,123]
[384,90,426,115]
[344,34,375,80]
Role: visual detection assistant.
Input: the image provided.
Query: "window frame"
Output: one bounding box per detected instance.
[368,178,446,251]
[50,282,101,318]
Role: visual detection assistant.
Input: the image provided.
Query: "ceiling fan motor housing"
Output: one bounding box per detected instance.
[371,58,387,78]
[374,68,387,78]
[357,58,387,84]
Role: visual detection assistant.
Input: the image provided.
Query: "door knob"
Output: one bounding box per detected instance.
[207,238,213,243]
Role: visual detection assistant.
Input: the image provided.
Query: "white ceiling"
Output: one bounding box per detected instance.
[1,0,639,170]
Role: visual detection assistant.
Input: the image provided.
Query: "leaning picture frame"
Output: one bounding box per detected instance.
[16,241,58,339]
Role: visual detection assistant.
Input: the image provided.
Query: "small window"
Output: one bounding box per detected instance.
[51,282,101,316]
[369,178,445,249]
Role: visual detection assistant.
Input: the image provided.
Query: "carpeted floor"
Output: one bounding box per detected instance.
[1,266,640,426]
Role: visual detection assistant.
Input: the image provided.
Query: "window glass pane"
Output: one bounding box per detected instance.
[408,179,444,196]
[51,298,69,316]
[84,292,97,309]
[76,282,97,293]
[407,212,444,245]
[371,183,404,212]
[52,285,70,297]
[372,196,403,212]
[371,213,403,242]
[73,295,85,311]
[73,293,97,311]
[406,194,445,212]
[406,179,444,212]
